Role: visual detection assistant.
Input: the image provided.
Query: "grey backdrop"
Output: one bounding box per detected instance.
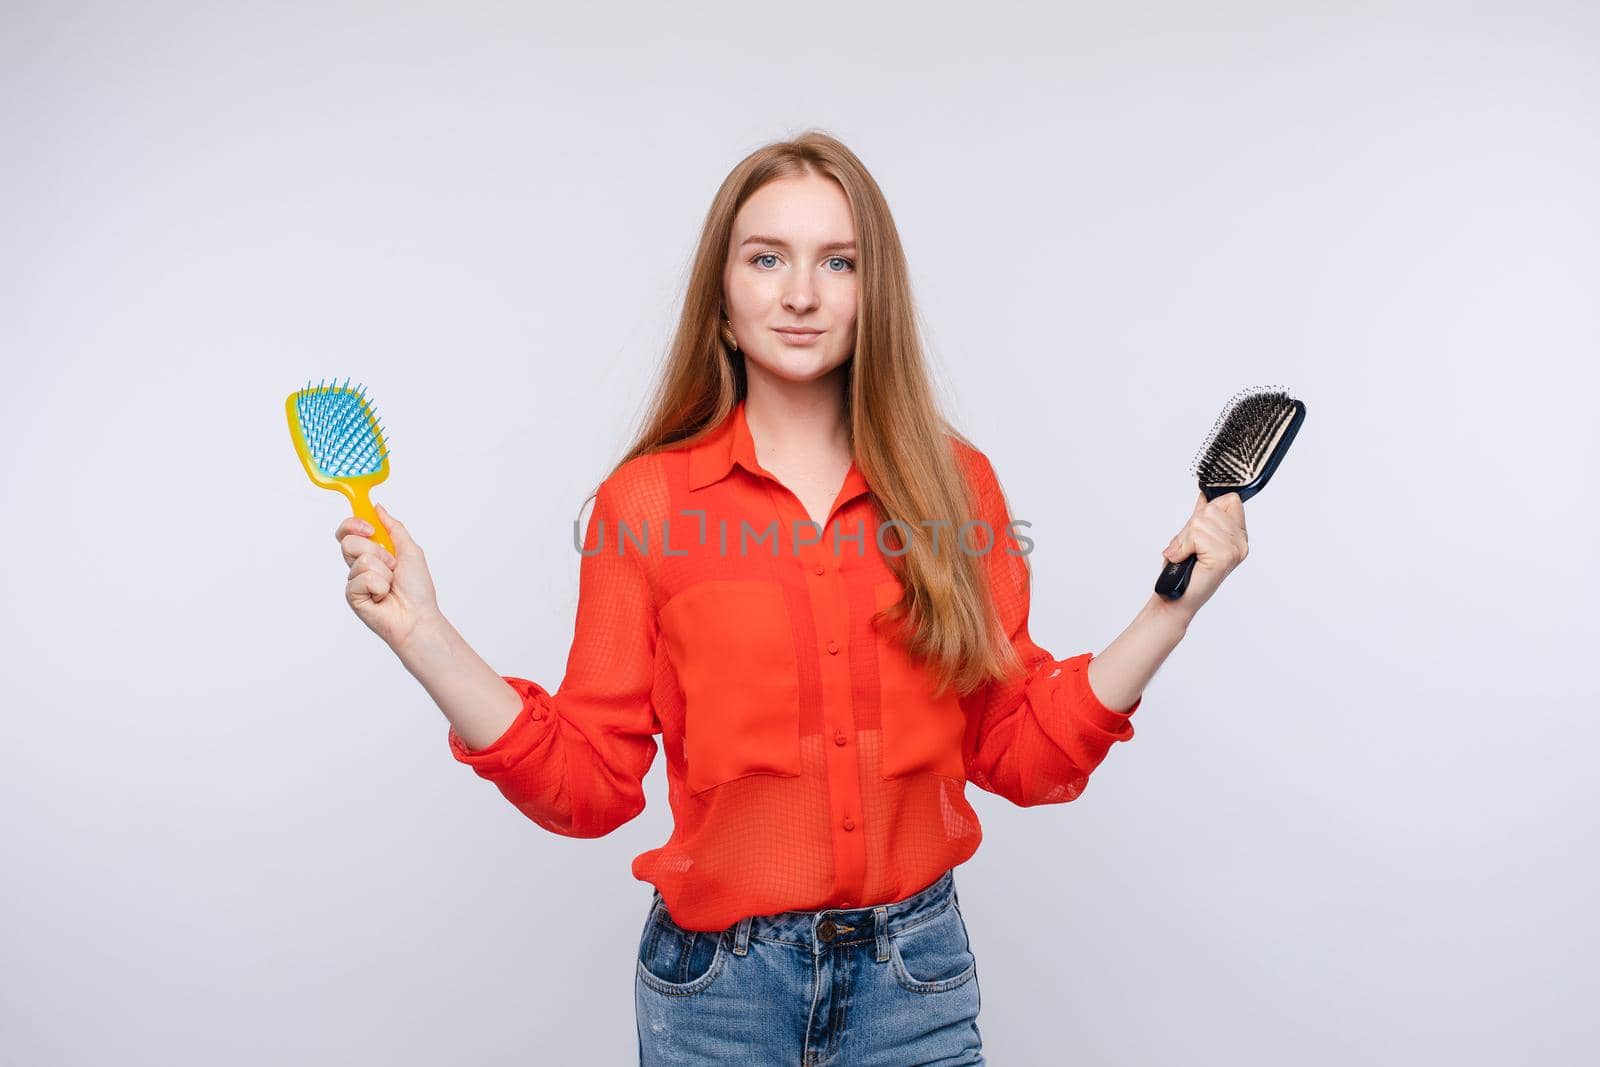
[3,2,1595,1064]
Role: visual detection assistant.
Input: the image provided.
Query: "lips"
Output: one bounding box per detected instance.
[774,328,822,335]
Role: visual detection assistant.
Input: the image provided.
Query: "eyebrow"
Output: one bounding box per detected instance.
[740,234,857,252]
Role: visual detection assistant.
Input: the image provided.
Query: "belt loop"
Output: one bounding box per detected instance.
[874,905,890,963]
[733,915,753,956]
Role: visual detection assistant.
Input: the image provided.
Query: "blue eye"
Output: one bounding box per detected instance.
[750,253,855,272]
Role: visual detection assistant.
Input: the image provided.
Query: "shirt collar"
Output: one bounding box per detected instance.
[686,397,872,509]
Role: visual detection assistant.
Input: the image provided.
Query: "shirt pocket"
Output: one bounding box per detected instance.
[872,579,968,783]
[659,579,803,796]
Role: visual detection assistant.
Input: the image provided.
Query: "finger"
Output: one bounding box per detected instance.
[348,550,394,588]
[348,566,392,602]
[1162,525,1193,563]
[1216,493,1248,534]
[334,516,371,543]
[340,534,397,570]
[1190,510,1231,542]
[1209,492,1244,518]
[373,503,420,558]
[349,549,396,579]
[1188,519,1247,568]
[1190,519,1245,566]
[1198,496,1244,530]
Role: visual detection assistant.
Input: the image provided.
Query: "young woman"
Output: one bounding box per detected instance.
[334,131,1249,1065]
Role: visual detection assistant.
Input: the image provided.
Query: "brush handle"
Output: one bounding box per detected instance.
[1154,553,1197,599]
[348,484,396,556]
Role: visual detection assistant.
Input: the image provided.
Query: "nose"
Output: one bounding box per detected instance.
[782,275,820,315]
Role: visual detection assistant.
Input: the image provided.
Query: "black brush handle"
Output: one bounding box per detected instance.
[1154,553,1198,599]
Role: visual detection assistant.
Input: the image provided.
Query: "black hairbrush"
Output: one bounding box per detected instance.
[1155,386,1307,600]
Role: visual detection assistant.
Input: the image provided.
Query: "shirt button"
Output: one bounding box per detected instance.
[834,731,847,746]
[842,817,855,831]
[827,639,839,655]
[840,900,852,908]
[813,563,825,576]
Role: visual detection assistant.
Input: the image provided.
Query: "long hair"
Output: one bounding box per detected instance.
[597,129,1023,697]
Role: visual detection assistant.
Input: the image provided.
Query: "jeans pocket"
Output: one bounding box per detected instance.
[636,900,730,997]
[888,899,979,994]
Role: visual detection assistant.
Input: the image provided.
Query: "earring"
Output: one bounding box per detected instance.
[721,317,739,352]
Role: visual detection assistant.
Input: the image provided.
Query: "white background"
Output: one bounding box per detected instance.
[3,2,1596,1064]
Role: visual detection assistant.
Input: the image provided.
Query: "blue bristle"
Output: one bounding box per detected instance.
[294,379,392,478]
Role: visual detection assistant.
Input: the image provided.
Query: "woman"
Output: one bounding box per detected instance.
[334,131,1248,1065]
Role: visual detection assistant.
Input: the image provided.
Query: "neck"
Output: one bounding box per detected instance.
[742,364,852,460]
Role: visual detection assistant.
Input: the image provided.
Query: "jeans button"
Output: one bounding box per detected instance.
[817,919,837,942]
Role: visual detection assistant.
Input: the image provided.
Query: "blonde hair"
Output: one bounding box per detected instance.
[603,129,1023,697]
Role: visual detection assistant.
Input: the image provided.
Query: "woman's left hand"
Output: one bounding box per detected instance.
[1160,489,1249,618]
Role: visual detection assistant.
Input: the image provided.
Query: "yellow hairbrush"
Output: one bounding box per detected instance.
[285,378,395,554]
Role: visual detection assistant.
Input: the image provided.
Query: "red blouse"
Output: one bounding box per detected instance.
[449,398,1140,931]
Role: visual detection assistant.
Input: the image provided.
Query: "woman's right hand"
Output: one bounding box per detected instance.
[336,502,442,651]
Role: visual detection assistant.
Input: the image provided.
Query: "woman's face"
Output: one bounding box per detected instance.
[722,172,859,386]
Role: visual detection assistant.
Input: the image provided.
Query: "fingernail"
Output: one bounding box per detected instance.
[359,521,373,534]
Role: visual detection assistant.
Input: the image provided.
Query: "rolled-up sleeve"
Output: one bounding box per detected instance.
[448,479,660,838]
[959,453,1140,807]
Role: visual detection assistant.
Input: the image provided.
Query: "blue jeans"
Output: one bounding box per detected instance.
[635,869,984,1065]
